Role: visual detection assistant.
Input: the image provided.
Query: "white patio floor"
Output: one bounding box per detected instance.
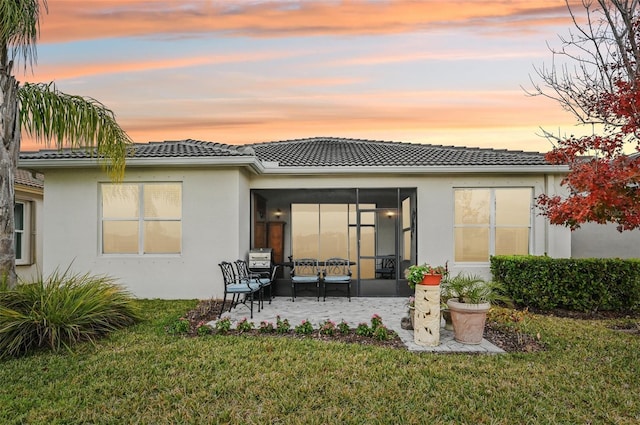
[211,296,504,353]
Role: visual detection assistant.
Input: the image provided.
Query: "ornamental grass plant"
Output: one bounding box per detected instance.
[0,269,141,359]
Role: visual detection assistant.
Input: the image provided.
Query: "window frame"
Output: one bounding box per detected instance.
[14,200,32,265]
[100,182,183,256]
[453,187,533,263]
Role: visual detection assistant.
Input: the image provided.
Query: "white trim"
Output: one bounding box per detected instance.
[453,187,533,262]
[19,156,265,173]
[14,200,32,265]
[99,182,183,256]
[18,158,568,176]
[258,165,568,175]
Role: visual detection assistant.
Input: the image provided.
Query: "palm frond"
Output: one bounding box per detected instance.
[19,82,132,180]
[0,0,46,69]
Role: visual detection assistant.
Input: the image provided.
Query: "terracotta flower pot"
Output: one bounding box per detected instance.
[447,298,490,344]
[420,274,442,286]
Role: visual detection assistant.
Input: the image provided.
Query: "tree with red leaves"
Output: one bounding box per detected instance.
[529,0,640,231]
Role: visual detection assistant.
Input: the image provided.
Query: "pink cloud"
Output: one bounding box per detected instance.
[39,1,571,43]
[100,90,571,142]
[18,90,573,153]
[21,50,302,83]
[336,49,544,67]
[17,1,581,154]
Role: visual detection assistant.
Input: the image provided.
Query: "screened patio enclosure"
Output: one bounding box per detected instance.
[251,188,417,297]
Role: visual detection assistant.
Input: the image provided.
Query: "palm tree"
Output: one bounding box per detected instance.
[1,0,131,287]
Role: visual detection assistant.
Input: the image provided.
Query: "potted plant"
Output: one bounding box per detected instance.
[442,273,507,344]
[405,263,448,289]
[439,277,454,331]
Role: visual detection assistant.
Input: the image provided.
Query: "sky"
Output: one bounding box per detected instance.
[18,0,589,153]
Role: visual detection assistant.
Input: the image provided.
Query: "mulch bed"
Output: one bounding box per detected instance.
[527,307,640,337]
[484,323,544,353]
[527,307,639,321]
[182,299,552,353]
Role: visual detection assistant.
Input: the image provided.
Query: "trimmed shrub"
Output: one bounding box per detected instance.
[490,255,640,313]
[0,270,141,359]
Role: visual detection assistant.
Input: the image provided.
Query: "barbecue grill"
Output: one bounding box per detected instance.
[248,248,273,275]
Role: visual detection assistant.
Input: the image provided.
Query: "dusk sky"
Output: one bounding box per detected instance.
[19,0,588,152]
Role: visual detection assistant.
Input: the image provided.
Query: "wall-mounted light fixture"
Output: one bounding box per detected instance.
[386,211,395,219]
[274,208,282,219]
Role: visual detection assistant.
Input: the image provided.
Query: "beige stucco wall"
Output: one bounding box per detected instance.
[250,172,571,281]
[15,186,44,282]
[543,174,573,259]
[38,167,571,299]
[238,170,251,259]
[41,167,250,299]
[572,223,640,258]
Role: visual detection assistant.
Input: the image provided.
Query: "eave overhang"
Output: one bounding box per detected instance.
[19,156,266,174]
[257,164,569,175]
[15,184,43,196]
[18,156,567,176]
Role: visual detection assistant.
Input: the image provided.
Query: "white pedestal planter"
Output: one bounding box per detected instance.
[413,284,440,347]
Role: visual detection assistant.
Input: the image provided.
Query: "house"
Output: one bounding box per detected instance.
[15,169,44,282]
[18,137,571,299]
[569,151,640,259]
[572,223,640,258]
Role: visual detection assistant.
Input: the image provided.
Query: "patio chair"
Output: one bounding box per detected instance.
[218,261,261,319]
[322,257,352,301]
[235,259,278,307]
[290,258,321,302]
[375,256,396,279]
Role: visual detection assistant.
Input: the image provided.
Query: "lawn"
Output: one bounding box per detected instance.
[1,299,639,424]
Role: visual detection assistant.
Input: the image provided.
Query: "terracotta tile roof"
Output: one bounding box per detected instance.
[15,169,44,189]
[248,137,548,167]
[19,137,550,167]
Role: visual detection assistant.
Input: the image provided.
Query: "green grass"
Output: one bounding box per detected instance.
[1,299,639,424]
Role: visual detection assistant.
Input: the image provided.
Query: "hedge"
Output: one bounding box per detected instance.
[490,255,640,313]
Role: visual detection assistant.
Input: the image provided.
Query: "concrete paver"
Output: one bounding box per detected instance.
[210,296,504,354]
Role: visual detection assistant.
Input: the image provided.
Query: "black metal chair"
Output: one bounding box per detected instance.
[259,264,280,303]
[218,261,261,318]
[322,257,352,301]
[235,259,278,307]
[290,258,321,301]
[375,256,396,279]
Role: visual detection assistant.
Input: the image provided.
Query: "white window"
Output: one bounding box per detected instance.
[14,201,32,265]
[101,183,182,255]
[454,188,532,262]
